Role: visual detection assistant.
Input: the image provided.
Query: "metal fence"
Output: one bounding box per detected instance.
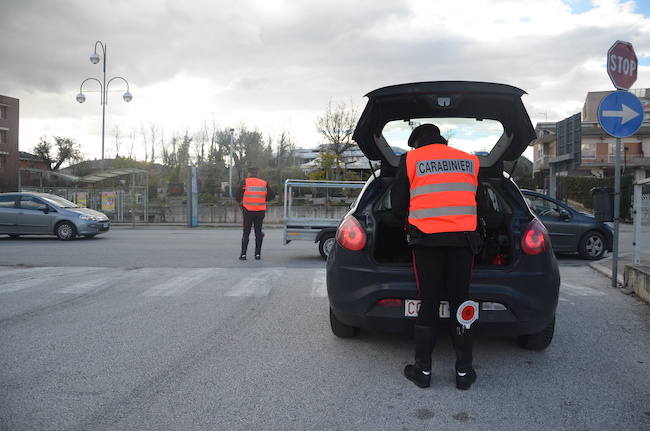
[632,179,650,264]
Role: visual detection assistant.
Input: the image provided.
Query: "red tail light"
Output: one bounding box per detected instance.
[521,219,550,255]
[377,298,403,307]
[336,215,367,251]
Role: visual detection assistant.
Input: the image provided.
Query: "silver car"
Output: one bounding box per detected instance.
[0,192,110,240]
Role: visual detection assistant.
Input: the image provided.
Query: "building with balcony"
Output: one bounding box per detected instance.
[531,88,650,183]
[0,95,20,192]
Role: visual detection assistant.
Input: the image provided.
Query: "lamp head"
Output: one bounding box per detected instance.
[90,52,100,64]
[122,92,133,102]
[76,93,86,103]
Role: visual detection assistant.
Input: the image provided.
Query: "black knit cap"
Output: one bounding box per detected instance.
[407,123,447,148]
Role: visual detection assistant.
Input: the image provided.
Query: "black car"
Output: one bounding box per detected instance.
[522,190,613,260]
[327,81,560,350]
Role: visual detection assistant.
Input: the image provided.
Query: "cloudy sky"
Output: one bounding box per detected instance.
[2,0,649,163]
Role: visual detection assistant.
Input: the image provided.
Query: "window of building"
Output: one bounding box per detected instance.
[0,129,6,144]
[0,106,6,120]
[608,143,617,156]
[582,143,596,159]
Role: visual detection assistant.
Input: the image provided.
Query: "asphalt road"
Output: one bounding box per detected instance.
[1,228,649,430]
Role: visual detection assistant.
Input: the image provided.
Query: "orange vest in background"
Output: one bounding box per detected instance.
[406,144,479,234]
[242,177,268,211]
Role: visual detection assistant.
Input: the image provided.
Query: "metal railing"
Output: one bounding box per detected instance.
[632,179,650,264]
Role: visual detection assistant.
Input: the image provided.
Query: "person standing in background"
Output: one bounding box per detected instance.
[235,167,276,260]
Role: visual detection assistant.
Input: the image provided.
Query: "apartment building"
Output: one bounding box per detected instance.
[531,88,650,182]
[0,95,20,192]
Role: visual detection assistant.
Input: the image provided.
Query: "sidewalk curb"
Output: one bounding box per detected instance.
[589,256,625,286]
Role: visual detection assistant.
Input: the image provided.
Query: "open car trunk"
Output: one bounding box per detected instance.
[371,176,521,267]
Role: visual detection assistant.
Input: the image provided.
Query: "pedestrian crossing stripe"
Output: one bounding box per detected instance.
[0,266,328,298]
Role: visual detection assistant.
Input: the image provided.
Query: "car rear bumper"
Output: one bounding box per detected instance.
[327,245,560,337]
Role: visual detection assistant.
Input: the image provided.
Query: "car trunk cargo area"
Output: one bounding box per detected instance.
[370,177,521,267]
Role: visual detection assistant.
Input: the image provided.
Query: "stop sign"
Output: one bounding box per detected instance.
[607,40,638,90]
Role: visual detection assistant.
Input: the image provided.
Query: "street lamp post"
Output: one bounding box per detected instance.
[229,128,235,200]
[76,41,132,170]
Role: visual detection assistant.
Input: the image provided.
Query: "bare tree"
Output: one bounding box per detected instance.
[315,98,359,179]
[139,124,149,162]
[232,123,266,182]
[316,98,358,156]
[127,128,137,160]
[274,129,296,186]
[194,119,211,164]
[111,125,122,158]
[148,123,159,163]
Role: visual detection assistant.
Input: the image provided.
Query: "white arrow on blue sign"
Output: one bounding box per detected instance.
[598,90,644,138]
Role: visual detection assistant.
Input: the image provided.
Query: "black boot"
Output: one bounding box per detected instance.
[404,325,436,388]
[452,326,476,390]
[240,237,249,260]
[254,234,263,258]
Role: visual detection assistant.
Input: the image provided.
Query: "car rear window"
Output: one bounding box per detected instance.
[381,118,505,157]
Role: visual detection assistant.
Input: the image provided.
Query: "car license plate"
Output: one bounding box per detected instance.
[103,223,109,228]
[405,300,450,318]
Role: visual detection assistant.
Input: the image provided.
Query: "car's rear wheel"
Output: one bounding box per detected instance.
[56,221,77,241]
[516,317,555,350]
[319,233,336,260]
[329,307,360,338]
[578,230,606,260]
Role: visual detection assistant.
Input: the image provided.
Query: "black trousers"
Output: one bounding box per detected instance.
[411,244,474,327]
[241,209,265,255]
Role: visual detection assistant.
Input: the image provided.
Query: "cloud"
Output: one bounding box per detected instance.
[1,0,649,161]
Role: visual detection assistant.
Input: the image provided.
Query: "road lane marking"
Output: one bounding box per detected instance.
[0,267,330,299]
[224,268,285,297]
[141,268,218,297]
[311,268,327,297]
[0,267,90,293]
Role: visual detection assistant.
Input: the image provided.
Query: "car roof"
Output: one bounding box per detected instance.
[352,81,537,171]
[0,192,51,198]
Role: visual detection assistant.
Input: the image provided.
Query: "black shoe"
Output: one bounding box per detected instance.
[255,254,261,260]
[456,369,477,390]
[239,255,246,260]
[404,363,431,388]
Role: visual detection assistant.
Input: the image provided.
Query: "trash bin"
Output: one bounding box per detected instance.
[591,187,614,222]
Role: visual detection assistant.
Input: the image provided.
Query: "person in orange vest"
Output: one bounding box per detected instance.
[235,167,276,260]
[390,124,482,390]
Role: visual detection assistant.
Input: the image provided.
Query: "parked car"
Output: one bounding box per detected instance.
[522,190,613,260]
[326,81,560,350]
[0,192,110,240]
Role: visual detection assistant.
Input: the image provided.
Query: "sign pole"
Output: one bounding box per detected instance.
[600,40,640,287]
[612,135,621,288]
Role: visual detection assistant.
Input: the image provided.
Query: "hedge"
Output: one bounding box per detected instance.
[555,175,633,221]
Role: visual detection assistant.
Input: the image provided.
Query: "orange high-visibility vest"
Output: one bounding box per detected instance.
[242,177,268,211]
[406,144,480,234]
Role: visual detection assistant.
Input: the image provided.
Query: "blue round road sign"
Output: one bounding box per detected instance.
[598,91,644,138]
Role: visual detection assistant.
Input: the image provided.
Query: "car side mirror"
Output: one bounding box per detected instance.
[38,206,49,214]
[560,210,570,221]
